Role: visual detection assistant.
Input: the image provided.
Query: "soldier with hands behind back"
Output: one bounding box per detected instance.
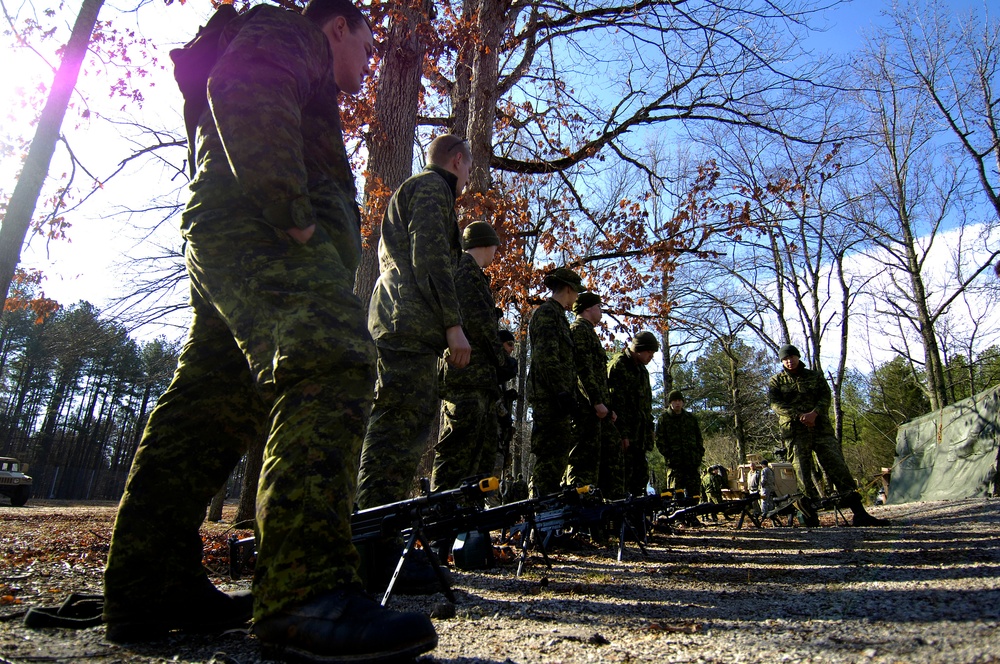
[657,389,705,501]
[526,267,584,497]
[431,221,507,491]
[607,332,659,498]
[567,291,614,488]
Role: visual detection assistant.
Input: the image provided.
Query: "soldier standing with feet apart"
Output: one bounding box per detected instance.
[102,1,438,661]
[768,344,888,528]
[607,332,659,498]
[526,267,585,497]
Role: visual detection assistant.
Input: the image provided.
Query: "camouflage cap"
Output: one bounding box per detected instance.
[630,330,659,352]
[668,390,684,402]
[543,267,585,293]
[462,221,500,249]
[572,291,601,314]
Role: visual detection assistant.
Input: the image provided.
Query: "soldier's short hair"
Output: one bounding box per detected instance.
[428,134,472,166]
[303,0,370,32]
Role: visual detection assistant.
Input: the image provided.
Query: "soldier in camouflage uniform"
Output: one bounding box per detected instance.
[357,134,473,510]
[102,1,437,661]
[496,329,519,477]
[768,344,888,527]
[701,465,725,521]
[606,332,659,497]
[527,267,584,497]
[567,292,613,487]
[430,221,507,491]
[656,389,705,500]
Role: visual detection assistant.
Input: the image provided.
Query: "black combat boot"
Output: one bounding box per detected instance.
[842,492,890,527]
[254,585,437,663]
[104,576,253,642]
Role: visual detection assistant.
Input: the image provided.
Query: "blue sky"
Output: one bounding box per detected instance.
[1,0,991,345]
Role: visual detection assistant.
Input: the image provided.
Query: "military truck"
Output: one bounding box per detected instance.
[0,457,32,506]
[724,453,798,499]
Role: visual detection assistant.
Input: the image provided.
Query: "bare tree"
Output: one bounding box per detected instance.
[852,23,1000,411]
[0,0,105,305]
[885,0,1000,223]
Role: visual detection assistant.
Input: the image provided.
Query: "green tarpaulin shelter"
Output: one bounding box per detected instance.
[890,384,1000,504]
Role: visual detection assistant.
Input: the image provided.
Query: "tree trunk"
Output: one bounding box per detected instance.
[459,0,513,195]
[727,343,747,462]
[207,484,226,522]
[234,438,264,527]
[0,0,105,305]
[354,0,432,310]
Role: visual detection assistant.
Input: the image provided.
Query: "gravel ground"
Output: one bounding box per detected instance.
[1,498,999,663]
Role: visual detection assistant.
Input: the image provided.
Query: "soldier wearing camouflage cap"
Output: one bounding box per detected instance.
[567,292,614,489]
[431,221,508,493]
[527,267,584,496]
[606,331,659,497]
[103,1,437,661]
[768,343,888,527]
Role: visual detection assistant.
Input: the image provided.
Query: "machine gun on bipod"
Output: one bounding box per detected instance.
[657,492,763,531]
[762,492,802,525]
[447,484,607,576]
[601,490,685,562]
[809,492,851,526]
[351,476,500,604]
[229,475,499,605]
[763,491,851,526]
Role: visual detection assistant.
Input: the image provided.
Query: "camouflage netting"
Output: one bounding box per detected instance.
[891,384,1000,504]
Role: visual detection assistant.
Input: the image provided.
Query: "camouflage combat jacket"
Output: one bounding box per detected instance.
[656,408,704,471]
[607,348,654,451]
[441,252,505,395]
[184,6,362,271]
[526,298,575,405]
[368,166,463,354]
[571,317,609,407]
[768,364,834,440]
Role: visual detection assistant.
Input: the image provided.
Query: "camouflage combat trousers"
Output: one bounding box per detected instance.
[597,421,625,500]
[566,401,602,487]
[431,389,498,492]
[788,430,857,499]
[356,347,440,508]
[104,211,375,621]
[528,400,572,497]
[624,442,650,498]
[670,466,702,501]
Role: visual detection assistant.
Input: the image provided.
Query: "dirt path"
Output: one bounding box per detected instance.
[1,498,999,663]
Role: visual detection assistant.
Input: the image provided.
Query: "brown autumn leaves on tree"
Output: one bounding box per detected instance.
[342,0,843,340]
[3,0,844,337]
